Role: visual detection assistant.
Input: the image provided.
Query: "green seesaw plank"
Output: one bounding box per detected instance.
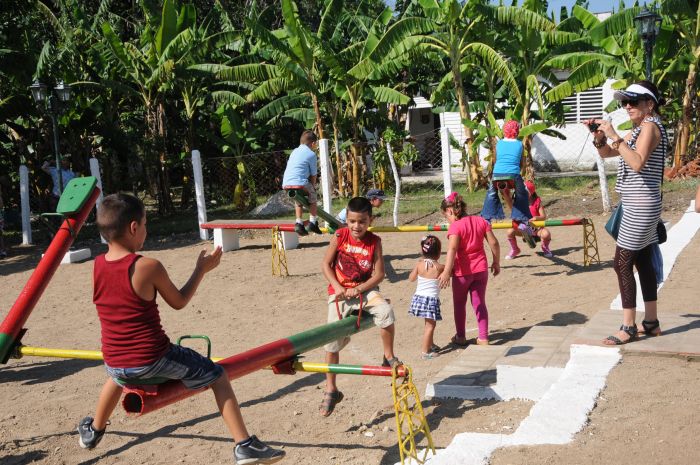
[287,189,342,232]
[56,177,98,215]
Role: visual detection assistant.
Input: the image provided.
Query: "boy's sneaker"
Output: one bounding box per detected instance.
[306,220,322,235]
[77,416,106,450]
[294,222,308,236]
[505,248,520,260]
[518,223,536,249]
[234,435,285,464]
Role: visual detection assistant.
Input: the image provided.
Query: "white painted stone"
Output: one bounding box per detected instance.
[213,228,239,252]
[407,345,621,465]
[42,248,92,264]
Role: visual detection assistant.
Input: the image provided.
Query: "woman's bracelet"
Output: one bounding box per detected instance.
[592,138,607,149]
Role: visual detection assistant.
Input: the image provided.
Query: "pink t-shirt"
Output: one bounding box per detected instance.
[529,197,541,218]
[447,216,492,276]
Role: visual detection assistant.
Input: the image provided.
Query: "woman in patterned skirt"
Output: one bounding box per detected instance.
[586,81,667,344]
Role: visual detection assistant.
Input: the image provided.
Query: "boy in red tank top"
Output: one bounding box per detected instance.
[319,197,401,417]
[78,193,284,465]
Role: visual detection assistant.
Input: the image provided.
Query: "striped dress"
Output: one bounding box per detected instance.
[615,116,668,251]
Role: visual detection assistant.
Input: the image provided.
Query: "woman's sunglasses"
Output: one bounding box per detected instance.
[620,98,648,107]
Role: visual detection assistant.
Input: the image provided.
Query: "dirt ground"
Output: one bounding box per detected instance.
[0,186,698,465]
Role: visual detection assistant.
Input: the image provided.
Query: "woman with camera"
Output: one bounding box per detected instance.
[585,80,668,345]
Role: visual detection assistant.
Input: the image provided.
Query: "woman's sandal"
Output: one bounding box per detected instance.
[450,335,469,348]
[603,324,638,345]
[475,338,490,346]
[319,390,344,417]
[637,319,661,337]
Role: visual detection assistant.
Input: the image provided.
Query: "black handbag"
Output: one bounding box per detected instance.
[657,220,667,244]
[605,203,623,239]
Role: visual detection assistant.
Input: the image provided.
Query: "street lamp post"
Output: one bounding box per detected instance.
[29,80,72,196]
[634,6,662,81]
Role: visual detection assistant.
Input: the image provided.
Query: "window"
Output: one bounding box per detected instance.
[562,87,603,124]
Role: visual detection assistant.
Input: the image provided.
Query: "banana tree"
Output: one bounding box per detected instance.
[101,0,197,213]
[492,1,596,179]
[410,0,521,190]
[662,0,699,166]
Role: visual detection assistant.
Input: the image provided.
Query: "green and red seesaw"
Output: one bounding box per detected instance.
[0,178,404,417]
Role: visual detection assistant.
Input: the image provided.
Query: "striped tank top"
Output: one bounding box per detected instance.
[614,115,667,251]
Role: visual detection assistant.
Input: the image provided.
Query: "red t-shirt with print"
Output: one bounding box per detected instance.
[327,227,379,295]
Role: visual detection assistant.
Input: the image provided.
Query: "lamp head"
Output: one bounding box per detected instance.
[634,6,662,41]
[54,81,72,102]
[30,81,47,103]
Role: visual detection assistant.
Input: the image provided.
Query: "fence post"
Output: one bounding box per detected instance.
[386,142,400,227]
[318,139,333,221]
[439,113,453,197]
[89,157,107,243]
[191,150,209,240]
[596,155,611,213]
[19,165,32,245]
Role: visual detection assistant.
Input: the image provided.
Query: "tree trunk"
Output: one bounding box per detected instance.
[350,143,361,197]
[180,117,195,210]
[673,63,696,168]
[156,102,173,214]
[331,109,345,197]
[452,62,487,191]
[521,97,536,181]
[312,94,325,139]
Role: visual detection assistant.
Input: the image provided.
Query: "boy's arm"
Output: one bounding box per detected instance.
[438,234,459,288]
[41,161,52,174]
[346,240,385,298]
[322,235,346,298]
[141,247,222,310]
[485,230,500,276]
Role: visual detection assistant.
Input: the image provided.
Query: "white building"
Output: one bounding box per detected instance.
[406,79,629,173]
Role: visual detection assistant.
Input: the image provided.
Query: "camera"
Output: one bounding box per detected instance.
[587,122,599,133]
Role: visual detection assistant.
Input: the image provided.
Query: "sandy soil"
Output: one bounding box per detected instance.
[1,187,698,465]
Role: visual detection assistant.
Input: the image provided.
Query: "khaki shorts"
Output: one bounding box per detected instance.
[285,182,317,204]
[324,289,395,353]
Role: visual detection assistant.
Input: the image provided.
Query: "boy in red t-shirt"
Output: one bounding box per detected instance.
[79,193,284,465]
[505,180,553,259]
[319,197,400,417]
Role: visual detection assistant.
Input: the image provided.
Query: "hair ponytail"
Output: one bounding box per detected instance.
[441,192,467,219]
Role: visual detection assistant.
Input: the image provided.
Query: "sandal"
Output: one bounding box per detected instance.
[382,356,403,369]
[637,319,661,337]
[603,324,638,345]
[319,390,344,417]
[475,338,490,346]
[421,351,439,360]
[450,335,469,348]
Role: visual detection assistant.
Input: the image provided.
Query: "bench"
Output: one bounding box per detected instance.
[200,219,302,252]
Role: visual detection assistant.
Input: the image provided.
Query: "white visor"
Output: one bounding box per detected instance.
[613,84,658,103]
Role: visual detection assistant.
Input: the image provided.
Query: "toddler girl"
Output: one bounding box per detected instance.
[408,235,444,359]
[505,180,553,258]
[439,192,500,346]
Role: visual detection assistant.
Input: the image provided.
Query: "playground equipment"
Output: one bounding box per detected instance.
[0,177,100,364]
[271,226,289,277]
[285,186,342,232]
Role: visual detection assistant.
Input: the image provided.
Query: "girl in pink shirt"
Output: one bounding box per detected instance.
[439,192,501,346]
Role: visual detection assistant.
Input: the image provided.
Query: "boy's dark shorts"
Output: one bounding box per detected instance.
[106,344,224,390]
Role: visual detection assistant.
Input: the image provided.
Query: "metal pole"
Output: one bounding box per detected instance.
[645,39,654,81]
[48,97,63,196]
[122,313,376,415]
[0,184,100,363]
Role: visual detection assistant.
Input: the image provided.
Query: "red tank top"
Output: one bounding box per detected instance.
[328,228,379,295]
[93,253,170,368]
